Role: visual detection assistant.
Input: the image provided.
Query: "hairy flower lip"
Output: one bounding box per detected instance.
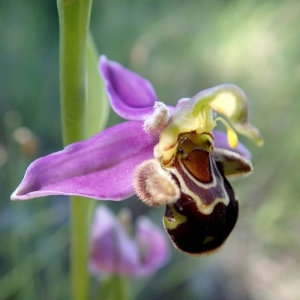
[133,159,180,207]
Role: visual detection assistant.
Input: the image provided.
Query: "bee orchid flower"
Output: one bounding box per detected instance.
[89,206,169,277]
[11,56,263,255]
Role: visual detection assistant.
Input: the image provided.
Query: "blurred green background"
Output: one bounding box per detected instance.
[1,0,300,299]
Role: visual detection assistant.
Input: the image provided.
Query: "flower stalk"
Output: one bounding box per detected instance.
[57,0,93,299]
[97,275,128,300]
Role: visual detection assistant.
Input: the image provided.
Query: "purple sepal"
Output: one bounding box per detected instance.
[100,55,157,121]
[213,130,252,159]
[11,121,158,201]
[89,206,169,277]
[134,216,170,277]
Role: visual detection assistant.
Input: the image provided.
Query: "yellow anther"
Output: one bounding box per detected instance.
[227,127,238,148]
[215,116,238,149]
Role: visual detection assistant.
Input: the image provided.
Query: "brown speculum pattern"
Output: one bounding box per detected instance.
[163,133,239,255]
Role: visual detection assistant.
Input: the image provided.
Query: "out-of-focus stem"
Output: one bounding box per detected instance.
[57,1,93,299]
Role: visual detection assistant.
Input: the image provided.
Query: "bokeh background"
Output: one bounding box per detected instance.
[1,0,300,299]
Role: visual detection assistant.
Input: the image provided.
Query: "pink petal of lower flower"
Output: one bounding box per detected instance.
[100,55,157,121]
[134,216,170,277]
[213,130,251,159]
[89,207,170,277]
[11,121,158,201]
[89,206,140,276]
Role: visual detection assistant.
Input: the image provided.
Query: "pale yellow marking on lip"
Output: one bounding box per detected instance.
[163,205,187,230]
[203,236,215,245]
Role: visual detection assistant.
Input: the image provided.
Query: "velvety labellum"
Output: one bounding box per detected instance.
[163,135,238,255]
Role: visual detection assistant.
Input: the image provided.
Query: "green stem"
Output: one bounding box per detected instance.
[69,196,95,300]
[57,0,93,145]
[57,1,93,299]
[97,275,128,300]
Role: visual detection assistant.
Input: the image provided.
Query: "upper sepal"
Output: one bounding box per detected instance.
[194,84,263,146]
[99,55,157,121]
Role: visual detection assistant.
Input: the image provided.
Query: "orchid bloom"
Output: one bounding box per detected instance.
[89,206,169,277]
[11,56,263,255]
